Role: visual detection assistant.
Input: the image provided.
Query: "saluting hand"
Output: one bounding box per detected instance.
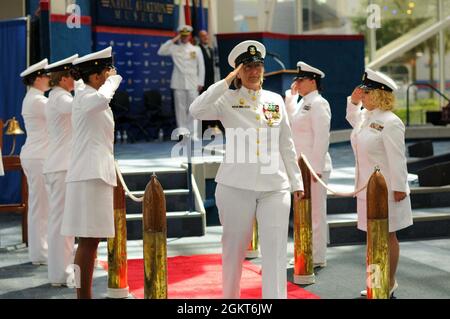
[290,81,299,95]
[394,191,407,202]
[225,63,243,86]
[351,87,363,105]
[172,34,181,43]
[105,68,117,78]
[294,191,304,201]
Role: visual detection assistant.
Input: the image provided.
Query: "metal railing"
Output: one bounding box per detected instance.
[406,82,450,126]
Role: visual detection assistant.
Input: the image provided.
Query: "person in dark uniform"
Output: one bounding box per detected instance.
[198,30,224,135]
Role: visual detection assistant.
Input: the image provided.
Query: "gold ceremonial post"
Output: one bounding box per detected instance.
[107,175,129,298]
[143,174,168,299]
[246,219,259,259]
[366,168,390,299]
[293,158,315,284]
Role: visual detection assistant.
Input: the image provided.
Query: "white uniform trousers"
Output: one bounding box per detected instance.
[21,158,49,263]
[311,171,330,264]
[173,89,201,139]
[44,171,75,284]
[215,184,291,299]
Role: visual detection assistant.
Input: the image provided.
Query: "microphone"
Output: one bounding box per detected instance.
[266,51,286,70]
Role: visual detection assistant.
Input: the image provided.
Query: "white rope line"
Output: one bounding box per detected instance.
[114,161,144,203]
[300,153,368,197]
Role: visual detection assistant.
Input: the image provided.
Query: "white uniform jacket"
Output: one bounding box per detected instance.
[285,89,332,173]
[190,80,303,192]
[158,40,205,90]
[43,87,73,174]
[66,75,122,187]
[20,88,49,160]
[346,97,410,201]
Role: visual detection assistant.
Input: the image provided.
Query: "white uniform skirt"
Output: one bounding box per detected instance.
[61,179,115,238]
[357,197,413,232]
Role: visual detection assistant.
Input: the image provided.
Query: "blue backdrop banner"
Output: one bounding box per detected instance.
[93,0,176,30]
[0,18,27,204]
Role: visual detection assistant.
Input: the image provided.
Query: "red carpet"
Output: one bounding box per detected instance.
[101,254,319,299]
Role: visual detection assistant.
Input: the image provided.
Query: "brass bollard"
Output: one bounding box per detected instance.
[107,175,129,298]
[366,168,390,299]
[246,219,259,259]
[143,174,168,299]
[293,157,315,285]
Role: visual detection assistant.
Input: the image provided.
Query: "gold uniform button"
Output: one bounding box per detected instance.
[256,115,260,121]
[251,96,257,101]
[253,107,258,111]
[256,139,260,144]
[256,150,260,156]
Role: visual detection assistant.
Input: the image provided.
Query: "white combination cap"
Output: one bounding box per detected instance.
[20,58,48,78]
[360,68,398,92]
[177,25,193,35]
[295,61,325,80]
[73,47,113,68]
[45,54,79,73]
[227,40,266,68]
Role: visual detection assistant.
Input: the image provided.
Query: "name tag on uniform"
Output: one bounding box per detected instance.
[232,105,250,109]
[370,122,384,132]
[303,104,311,111]
[190,51,197,59]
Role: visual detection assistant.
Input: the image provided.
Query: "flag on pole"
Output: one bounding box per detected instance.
[185,0,192,26]
[178,0,186,28]
[191,0,198,36]
[198,0,206,31]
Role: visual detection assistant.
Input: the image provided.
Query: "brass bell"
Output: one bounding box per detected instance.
[4,117,24,155]
[5,117,24,136]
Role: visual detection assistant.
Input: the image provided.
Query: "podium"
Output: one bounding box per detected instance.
[263,70,297,97]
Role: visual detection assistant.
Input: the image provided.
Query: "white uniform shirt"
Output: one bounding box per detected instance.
[20,87,49,160]
[66,75,122,187]
[346,97,410,201]
[285,89,332,173]
[43,87,73,174]
[190,79,303,192]
[158,40,205,90]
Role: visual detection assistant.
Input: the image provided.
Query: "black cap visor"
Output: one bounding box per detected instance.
[294,70,320,81]
[359,79,393,92]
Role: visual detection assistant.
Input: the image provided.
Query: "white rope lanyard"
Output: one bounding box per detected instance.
[115,161,144,203]
[300,153,368,197]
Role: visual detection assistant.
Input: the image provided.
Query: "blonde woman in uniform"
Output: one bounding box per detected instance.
[61,47,122,299]
[43,54,78,286]
[190,40,303,299]
[19,59,50,265]
[285,61,332,268]
[346,69,413,297]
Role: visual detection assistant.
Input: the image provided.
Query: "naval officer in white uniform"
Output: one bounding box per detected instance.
[61,47,122,299]
[346,69,413,297]
[285,62,332,268]
[158,25,205,140]
[19,58,50,265]
[43,54,78,286]
[190,40,303,299]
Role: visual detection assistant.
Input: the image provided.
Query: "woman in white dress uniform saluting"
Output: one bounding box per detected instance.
[19,58,51,265]
[190,40,303,299]
[61,47,122,299]
[43,54,78,286]
[346,69,413,297]
[284,62,332,268]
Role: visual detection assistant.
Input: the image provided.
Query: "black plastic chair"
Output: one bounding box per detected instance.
[143,90,176,140]
[110,90,151,143]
